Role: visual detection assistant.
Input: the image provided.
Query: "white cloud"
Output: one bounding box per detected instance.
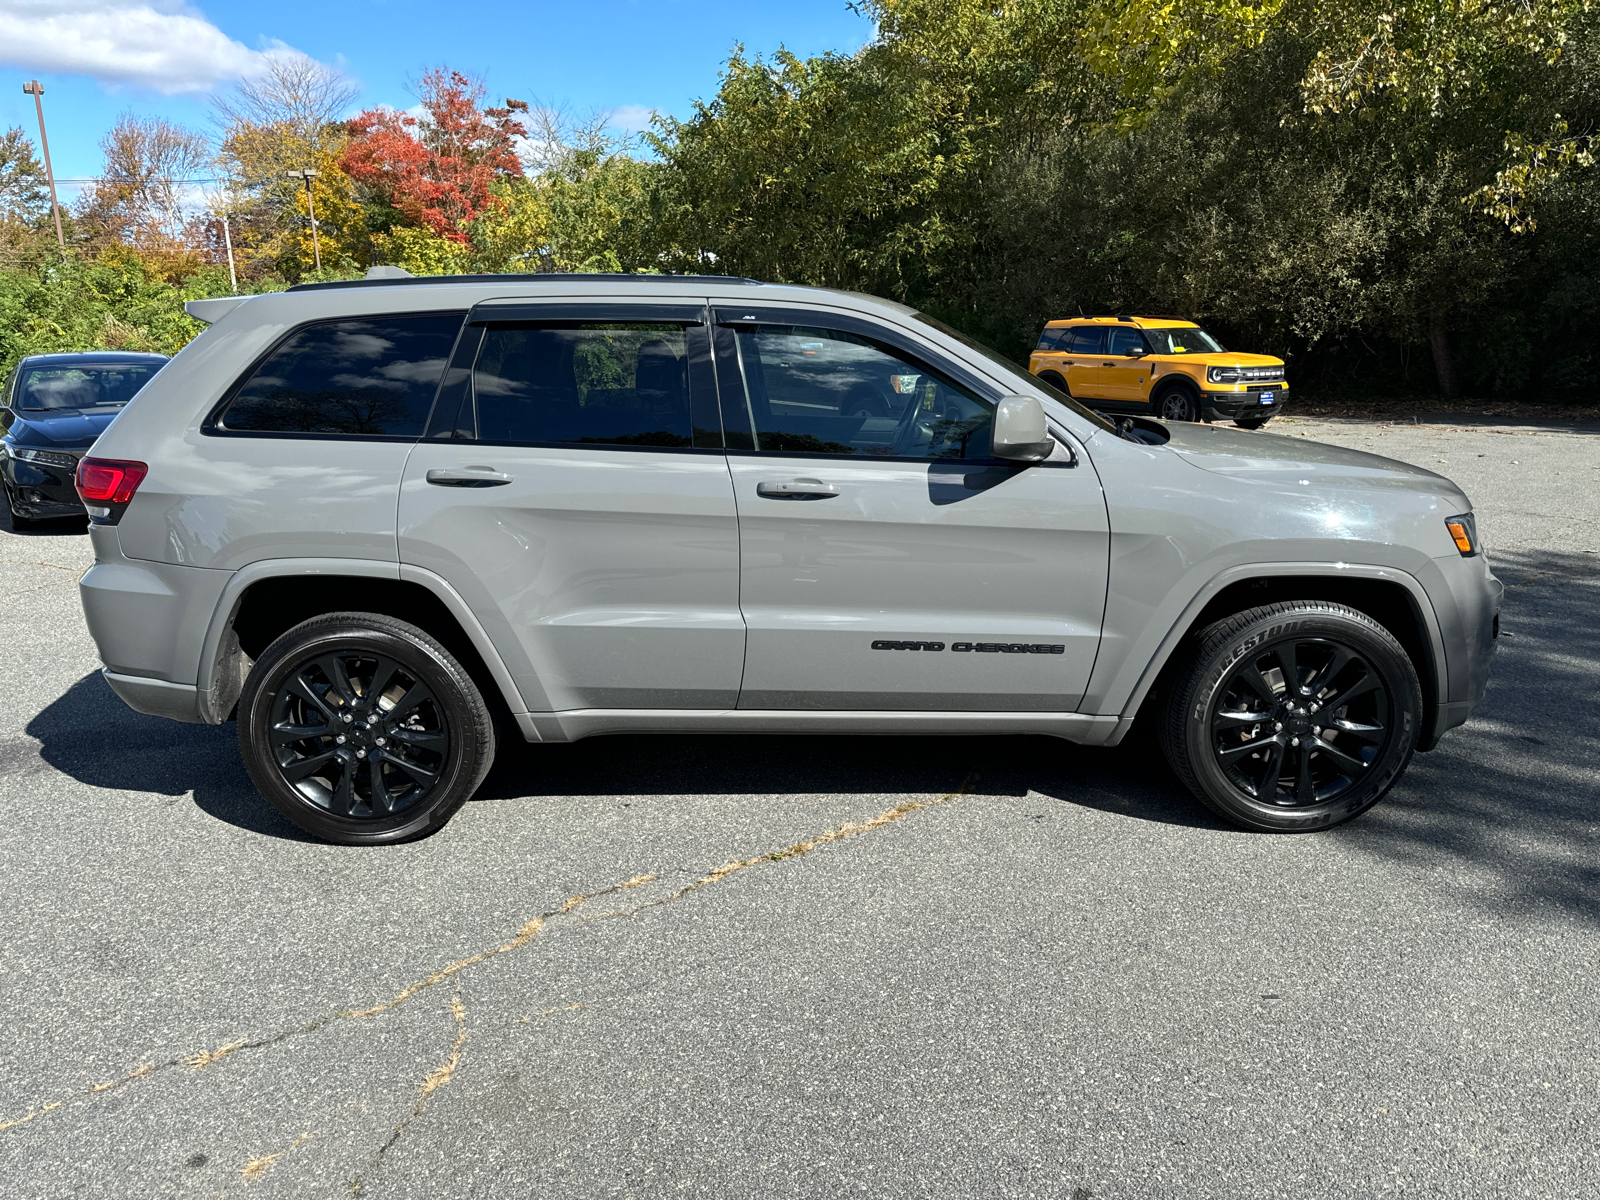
[606,105,656,134]
[0,0,310,94]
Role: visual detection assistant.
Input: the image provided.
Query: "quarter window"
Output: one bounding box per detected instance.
[722,325,995,460]
[1036,328,1065,352]
[217,313,462,437]
[472,324,705,447]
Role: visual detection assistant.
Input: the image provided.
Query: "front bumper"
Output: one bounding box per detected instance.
[1420,554,1503,750]
[2,447,87,517]
[1202,387,1288,422]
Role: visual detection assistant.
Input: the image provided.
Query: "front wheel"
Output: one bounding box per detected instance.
[1156,386,1200,422]
[1160,602,1422,832]
[237,612,495,845]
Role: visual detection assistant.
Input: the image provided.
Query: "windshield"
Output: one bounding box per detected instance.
[1142,327,1225,355]
[911,313,1115,433]
[15,364,162,411]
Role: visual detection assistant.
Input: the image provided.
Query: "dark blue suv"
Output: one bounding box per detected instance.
[1,351,168,528]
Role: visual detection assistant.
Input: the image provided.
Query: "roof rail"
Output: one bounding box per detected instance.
[286,271,764,293]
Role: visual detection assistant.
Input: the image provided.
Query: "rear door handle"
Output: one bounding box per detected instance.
[425,467,513,487]
[756,478,839,498]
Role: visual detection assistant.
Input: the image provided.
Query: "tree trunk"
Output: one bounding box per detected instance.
[1429,308,1457,399]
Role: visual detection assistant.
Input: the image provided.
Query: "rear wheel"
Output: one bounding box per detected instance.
[1038,370,1070,395]
[1160,602,1422,832]
[1156,385,1200,422]
[237,612,495,845]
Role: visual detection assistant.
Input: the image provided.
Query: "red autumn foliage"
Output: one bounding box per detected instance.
[341,69,528,242]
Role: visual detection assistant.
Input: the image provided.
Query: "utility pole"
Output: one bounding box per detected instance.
[21,81,64,248]
[286,168,321,273]
[221,209,237,292]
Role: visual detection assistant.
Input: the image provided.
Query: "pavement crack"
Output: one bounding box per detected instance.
[240,1129,315,1183]
[0,777,977,1140]
[348,986,468,1195]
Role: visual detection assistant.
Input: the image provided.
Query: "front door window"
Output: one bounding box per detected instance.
[722,325,995,460]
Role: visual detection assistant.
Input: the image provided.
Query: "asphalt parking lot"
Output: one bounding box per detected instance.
[1,416,1596,1199]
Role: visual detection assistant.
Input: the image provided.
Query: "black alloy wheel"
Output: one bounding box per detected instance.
[1161,602,1422,832]
[1158,387,1199,422]
[238,613,494,844]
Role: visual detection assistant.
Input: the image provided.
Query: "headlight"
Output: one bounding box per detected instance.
[6,444,78,469]
[1445,513,1479,557]
[1207,365,1286,384]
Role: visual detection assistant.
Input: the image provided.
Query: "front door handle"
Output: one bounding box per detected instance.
[756,478,839,499]
[425,467,513,488]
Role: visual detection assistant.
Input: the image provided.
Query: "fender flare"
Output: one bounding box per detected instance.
[1104,560,1448,741]
[193,557,530,725]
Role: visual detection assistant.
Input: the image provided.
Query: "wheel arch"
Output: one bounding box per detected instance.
[1113,564,1447,751]
[195,559,529,729]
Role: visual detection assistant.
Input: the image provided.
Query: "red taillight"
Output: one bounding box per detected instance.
[76,457,148,505]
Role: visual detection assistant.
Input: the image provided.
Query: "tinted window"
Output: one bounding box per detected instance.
[1061,327,1105,354]
[18,364,162,410]
[724,325,994,459]
[472,324,702,447]
[1036,328,1065,352]
[218,314,462,436]
[1106,327,1148,356]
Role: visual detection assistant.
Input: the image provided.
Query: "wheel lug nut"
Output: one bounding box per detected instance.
[375,737,386,746]
[1291,737,1300,747]
[335,735,346,744]
[1274,722,1283,731]
[356,748,366,758]
[342,713,353,723]
[1312,727,1321,737]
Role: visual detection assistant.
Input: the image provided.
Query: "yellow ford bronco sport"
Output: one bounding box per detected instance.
[1030,317,1288,428]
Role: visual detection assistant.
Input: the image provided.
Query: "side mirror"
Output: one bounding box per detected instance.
[1125,347,1148,359]
[990,396,1055,462]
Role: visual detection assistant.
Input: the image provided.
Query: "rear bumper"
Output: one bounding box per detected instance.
[101,669,204,723]
[79,530,231,721]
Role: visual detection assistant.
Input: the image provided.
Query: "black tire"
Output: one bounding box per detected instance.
[1160,602,1422,832]
[4,485,41,531]
[1235,417,1269,430]
[1156,385,1200,422]
[237,612,495,845]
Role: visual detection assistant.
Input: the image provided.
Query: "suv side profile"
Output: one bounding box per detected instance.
[1031,317,1287,428]
[76,274,1499,844]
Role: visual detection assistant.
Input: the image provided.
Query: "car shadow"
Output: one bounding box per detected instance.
[0,505,89,537]
[23,673,318,842]
[24,671,1222,843]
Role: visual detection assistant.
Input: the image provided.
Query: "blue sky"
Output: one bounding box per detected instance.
[0,0,875,199]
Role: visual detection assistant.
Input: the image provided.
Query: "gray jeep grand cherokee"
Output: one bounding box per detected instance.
[75,272,1500,844]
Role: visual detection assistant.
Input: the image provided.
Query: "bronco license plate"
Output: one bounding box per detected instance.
[1258,391,1275,404]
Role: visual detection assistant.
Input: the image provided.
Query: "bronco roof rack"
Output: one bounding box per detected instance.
[286,271,763,293]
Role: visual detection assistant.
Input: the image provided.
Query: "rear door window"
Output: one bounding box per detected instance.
[469,323,717,447]
[215,313,463,437]
[1061,327,1105,355]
